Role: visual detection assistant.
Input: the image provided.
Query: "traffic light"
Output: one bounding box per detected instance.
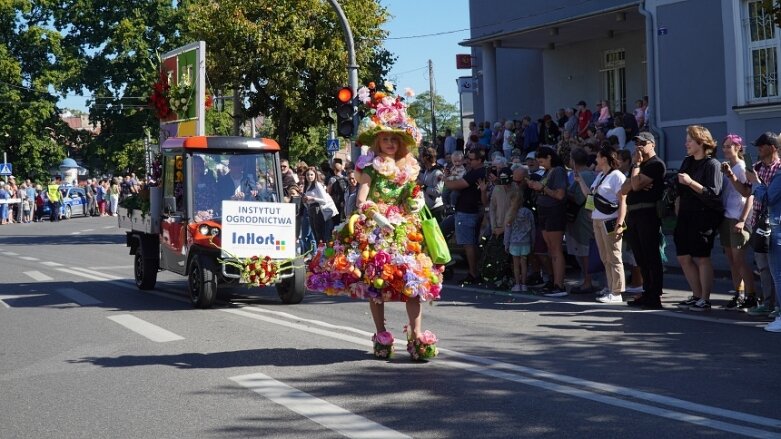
[336,87,355,137]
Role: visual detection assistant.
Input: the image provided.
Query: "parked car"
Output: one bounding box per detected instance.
[41,185,88,219]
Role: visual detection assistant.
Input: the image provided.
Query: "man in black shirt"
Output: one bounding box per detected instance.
[621,132,667,309]
[445,148,486,285]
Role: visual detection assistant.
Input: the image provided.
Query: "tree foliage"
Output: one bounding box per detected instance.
[183,0,395,154]
[0,0,394,179]
[407,91,460,142]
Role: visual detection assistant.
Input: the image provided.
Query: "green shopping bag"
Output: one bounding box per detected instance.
[420,206,451,265]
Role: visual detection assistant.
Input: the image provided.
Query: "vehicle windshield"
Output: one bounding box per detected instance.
[190,152,279,221]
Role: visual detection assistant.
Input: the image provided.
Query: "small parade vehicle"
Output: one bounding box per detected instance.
[118,136,305,308]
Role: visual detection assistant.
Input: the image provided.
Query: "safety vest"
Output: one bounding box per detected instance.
[47,184,61,202]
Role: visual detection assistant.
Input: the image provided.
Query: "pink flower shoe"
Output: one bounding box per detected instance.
[372,331,395,359]
[404,327,439,361]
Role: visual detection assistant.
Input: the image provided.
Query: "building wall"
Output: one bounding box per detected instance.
[543,30,646,115]
[494,48,545,120]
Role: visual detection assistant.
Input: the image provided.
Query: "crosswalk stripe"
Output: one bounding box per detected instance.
[56,288,102,306]
[24,271,53,281]
[106,314,184,342]
[19,256,39,261]
[0,294,48,308]
[57,267,120,281]
[3,252,19,256]
[40,261,63,267]
[231,373,410,439]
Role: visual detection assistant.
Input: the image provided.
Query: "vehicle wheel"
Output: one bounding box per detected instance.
[189,255,217,309]
[65,205,72,220]
[276,258,305,304]
[134,248,158,290]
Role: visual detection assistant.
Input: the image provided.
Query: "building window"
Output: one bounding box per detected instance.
[744,0,779,102]
[603,49,626,112]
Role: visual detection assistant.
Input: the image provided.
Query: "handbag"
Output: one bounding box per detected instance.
[751,193,771,253]
[420,205,451,264]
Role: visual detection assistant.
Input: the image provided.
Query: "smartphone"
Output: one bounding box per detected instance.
[604,218,618,234]
[745,152,755,174]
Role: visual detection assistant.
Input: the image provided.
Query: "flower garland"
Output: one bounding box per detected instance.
[215,238,301,288]
[355,151,420,186]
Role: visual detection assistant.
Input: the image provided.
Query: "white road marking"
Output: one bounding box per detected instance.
[90,265,133,270]
[0,294,48,308]
[19,256,39,261]
[103,226,114,229]
[223,307,781,438]
[55,288,102,306]
[3,251,19,256]
[106,314,184,342]
[231,373,410,439]
[70,232,81,235]
[57,267,122,281]
[24,271,53,282]
[83,228,94,232]
[40,261,63,267]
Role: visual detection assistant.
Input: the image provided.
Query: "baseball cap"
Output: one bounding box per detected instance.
[525,151,536,160]
[753,131,780,149]
[633,132,656,144]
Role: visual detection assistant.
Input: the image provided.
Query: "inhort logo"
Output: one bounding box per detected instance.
[275,240,286,251]
[231,232,277,247]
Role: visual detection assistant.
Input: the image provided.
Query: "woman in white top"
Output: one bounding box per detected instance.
[302,166,338,243]
[720,134,755,307]
[576,144,627,303]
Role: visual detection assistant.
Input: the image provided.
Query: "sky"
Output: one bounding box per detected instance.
[59,0,472,112]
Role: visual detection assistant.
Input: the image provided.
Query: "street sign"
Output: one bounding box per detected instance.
[326,138,340,152]
[0,163,11,176]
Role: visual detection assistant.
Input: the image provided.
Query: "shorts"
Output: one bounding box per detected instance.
[566,235,589,257]
[509,244,531,257]
[533,228,548,254]
[719,218,750,249]
[455,212,480,245]
[537,204,567,232]
[674,211,721,258]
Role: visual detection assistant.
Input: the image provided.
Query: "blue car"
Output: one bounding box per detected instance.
[41,185,88,219]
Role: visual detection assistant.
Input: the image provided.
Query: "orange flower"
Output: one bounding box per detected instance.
[382,264,395,281]
[333,254,350,271]
[374,91,386,100]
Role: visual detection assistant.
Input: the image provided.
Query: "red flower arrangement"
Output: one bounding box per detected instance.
[150,71,172,119]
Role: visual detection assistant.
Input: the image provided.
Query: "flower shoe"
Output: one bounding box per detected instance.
[372,331,395,359]
[404,326,439,361]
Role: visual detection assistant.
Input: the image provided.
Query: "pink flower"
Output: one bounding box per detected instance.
[404,87,415,97]
[418,330,438,345]
[357,86,371,104]
[376,104,405,126]
[374,330,394,345]
[373,250,391,267]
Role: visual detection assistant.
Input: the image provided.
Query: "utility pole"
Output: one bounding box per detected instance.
[429,59,437,143]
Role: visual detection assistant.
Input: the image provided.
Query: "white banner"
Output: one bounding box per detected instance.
[457,77,478,93]
[221,201,296,259]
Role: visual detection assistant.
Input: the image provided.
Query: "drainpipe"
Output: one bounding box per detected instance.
[639,2,664,161]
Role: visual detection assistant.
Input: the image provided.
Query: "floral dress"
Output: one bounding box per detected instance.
[306,152,444,303]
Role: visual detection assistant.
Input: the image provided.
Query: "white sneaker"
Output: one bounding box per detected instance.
[765,317,781,333]
[511,284,522,292]
[624,285,644,293]
[597,293,623,303]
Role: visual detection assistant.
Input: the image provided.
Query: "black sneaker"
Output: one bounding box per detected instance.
[543,284,568,298]
[689,298,712,311]
[723,294,741,311]
[676,296,699,308]
[525,273,545,287]
[739,295,758,312]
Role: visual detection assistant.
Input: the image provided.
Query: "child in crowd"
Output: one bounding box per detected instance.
[505,172,535,292]
[444,150,467,206]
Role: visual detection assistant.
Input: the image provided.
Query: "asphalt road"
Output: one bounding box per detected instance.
[1,216,780,438]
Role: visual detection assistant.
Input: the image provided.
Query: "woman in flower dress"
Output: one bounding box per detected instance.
[307,82,442,361]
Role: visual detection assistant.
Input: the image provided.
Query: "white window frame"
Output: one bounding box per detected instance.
[741,0,781,104]
[602,49,626,112]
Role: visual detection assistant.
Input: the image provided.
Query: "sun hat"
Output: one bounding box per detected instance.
[355,81,422,149]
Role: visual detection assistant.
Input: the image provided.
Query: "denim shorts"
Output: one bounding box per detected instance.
[455,212,480,245]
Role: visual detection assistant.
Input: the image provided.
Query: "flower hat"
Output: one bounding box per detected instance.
[356,81,422,149]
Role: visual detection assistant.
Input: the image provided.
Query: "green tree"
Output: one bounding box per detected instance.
[183,0,395,154]
[407,91,460,142]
